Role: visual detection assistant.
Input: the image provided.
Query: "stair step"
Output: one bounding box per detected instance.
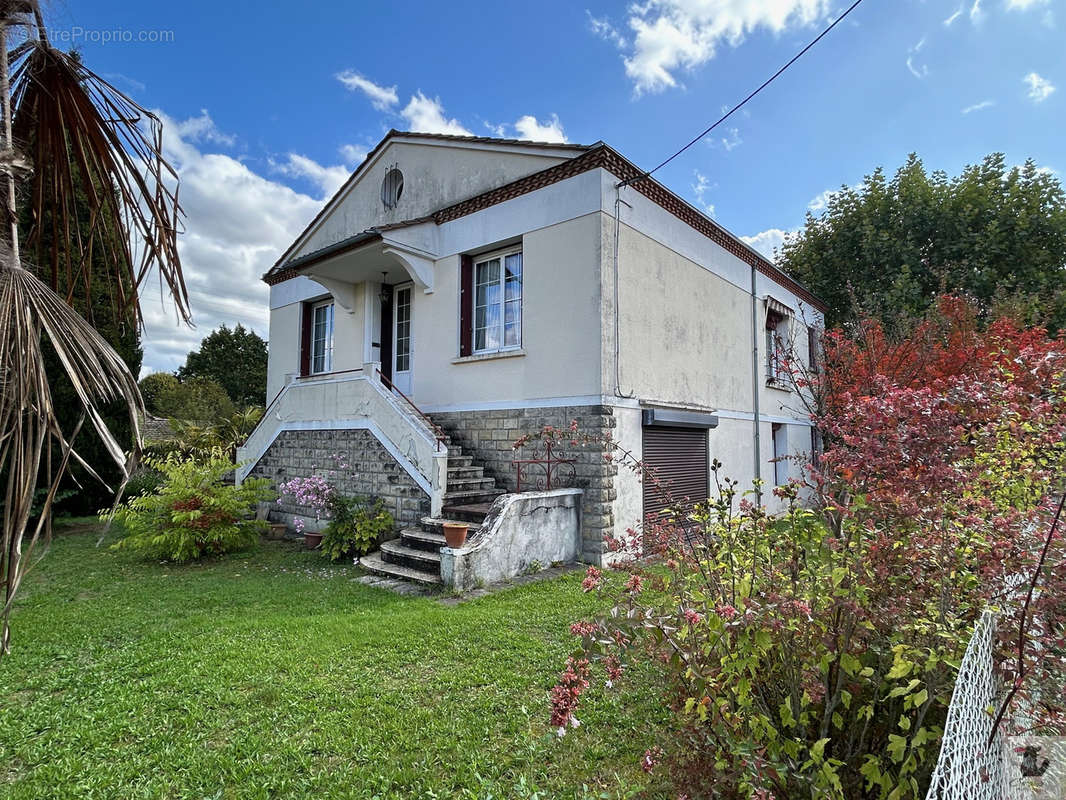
[440,502,494,524]
[418,516,480,535]
[359,551,441,585]
[401,528,446,551]
[381,539,441,571]
[443,486,505,499]
[446,477,496,492]
[447,454,474,467]
[447,465,484,479]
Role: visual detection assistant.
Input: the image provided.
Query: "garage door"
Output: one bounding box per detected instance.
[641,426,709,518]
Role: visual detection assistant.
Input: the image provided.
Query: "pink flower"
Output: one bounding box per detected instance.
[715,604,738,621]
[682,609,703,626]
[581,566,603,592]
[641,746,664,773]
[624,573,644,593]
[569,621,598,637]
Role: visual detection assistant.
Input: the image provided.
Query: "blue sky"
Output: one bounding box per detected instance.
[57,0,1063,373]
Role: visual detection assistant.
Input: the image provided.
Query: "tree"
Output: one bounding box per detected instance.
[779,153,1066,333]
[0,4,187,653]
[138,373,180,416]
[177,324,267,407]
[158,378,235,422]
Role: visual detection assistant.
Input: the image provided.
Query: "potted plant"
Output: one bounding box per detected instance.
[442,521,469,548]
[302,527,323,549]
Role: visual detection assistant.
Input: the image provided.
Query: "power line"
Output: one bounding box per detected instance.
[621,0,869,187]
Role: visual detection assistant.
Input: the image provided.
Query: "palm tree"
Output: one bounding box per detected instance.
[0,2,188,653]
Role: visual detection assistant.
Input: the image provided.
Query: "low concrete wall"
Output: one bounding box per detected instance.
[440,488,583,592]
[432,405,616,562]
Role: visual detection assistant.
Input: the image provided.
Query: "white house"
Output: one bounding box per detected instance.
[237,130,824,586]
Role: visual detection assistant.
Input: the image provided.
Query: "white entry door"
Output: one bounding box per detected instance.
[392,284,413,395]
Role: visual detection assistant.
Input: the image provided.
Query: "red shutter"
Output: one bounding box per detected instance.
[299,302,312,376]
[459,254,473,357]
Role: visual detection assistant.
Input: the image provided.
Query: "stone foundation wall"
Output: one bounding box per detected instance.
[248,428,430,531]
[431,405,617,562]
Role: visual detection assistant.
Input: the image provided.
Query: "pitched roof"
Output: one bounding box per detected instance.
[262,131,824,311]
[269,130,592,272]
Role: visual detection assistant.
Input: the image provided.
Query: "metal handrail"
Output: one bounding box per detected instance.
[375,369,447,451]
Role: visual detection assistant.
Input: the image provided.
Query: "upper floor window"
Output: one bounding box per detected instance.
[473,249,522,353]
[311,300,334,374]
[807,325,822,373]
[766,308,790,383]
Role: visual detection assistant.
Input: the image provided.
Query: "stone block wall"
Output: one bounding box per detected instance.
[248,428,430,532]
[431,405,617,563]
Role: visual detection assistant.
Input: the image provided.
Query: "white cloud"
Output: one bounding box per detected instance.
[620,0,832,94]
[741,227,793,260]
[807,183,861,213]
[1006,0,1049,9]
[1024,71,1056,102]
[339,143,369,166]
[961,99,995,113]
[513,113,568,143]
[970,0,985,24]
[906,37,929,79]
[721,127,742,151]
[691,169,716,217]
[944,6,964,25]
[400,91,472,136]
[271,153,351,198]
[336,70,399,110]
[587,11,627,48]
[142,111,332,376]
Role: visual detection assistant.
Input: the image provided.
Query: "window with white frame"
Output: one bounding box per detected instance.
[772,423,788,486]
[310,300,334,374]
[395,286,411,372]
[473,249,522,353]
[765,305,791,383]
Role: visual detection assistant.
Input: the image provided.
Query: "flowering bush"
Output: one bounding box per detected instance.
[279,474,334,533]
[546,300,1066,799]
[107,455,275,563]
[279,459,394,559]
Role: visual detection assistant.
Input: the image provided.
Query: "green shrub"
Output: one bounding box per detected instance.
[106,455,275,563]
[320,495,394,562]
[122,468,164,498]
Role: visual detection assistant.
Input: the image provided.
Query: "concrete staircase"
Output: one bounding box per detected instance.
[360,437,504,585]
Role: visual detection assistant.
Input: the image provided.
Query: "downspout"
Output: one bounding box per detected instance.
[750,264,762,504]
[613,184,633,399]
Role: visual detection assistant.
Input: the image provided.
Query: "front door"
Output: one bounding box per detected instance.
[392,283,413,394]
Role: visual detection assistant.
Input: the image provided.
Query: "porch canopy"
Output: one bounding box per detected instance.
[278,229,437,309]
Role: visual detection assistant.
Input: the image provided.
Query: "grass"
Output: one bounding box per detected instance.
[0,521,668,799]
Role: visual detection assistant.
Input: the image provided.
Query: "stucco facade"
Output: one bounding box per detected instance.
[245,131,825,564]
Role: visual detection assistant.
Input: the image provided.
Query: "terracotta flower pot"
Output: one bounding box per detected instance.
[303,531,323,549]
[442,522,469,549]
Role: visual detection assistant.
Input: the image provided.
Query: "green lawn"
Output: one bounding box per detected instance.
[0,522,666,799]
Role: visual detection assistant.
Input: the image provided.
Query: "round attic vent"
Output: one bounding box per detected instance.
[381,167,404,210]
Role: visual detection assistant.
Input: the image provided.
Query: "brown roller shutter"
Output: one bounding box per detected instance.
[642,426,709,519]
[459,254,473,357]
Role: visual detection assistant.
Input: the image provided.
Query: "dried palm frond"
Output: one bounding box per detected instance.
[0,247,143,653]
[9,20,188,326]
[0,4,189,654]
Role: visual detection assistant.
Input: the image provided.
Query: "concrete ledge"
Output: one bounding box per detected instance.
[440,488,583,592]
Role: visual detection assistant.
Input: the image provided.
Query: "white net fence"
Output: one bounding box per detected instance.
[925,610,1066,800]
